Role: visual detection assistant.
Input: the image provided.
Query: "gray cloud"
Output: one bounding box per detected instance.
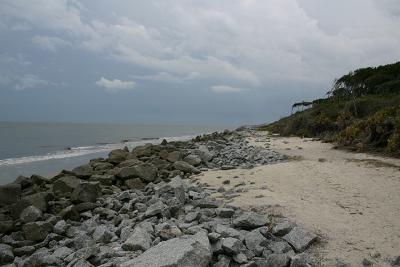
[14,74,49,91]
[95,77,136,93]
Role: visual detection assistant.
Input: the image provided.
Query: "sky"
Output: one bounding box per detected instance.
[0,0,400,125]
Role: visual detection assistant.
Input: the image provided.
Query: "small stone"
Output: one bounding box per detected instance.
[222,180,230,185]
[122,227,152,251]
[13,246,35,257]
[392,256,400,266]
[216,208,235,218]
[283,227,317,252]
[362,258,373,266]
[71,182,101,203]
[145,201,166,218]
[233,212,268,229]
[272,221,294,236]
[0,244,14,265]
[264,253,290,267]
[92,225,113,244]
[222,237,244,255]
[233,252,248,264]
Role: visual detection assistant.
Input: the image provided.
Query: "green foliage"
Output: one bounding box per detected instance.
[261,62,400,156]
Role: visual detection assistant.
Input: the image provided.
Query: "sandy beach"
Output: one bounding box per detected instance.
[194,132,400,266]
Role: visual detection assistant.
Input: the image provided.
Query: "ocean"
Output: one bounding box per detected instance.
[0,122,230,185]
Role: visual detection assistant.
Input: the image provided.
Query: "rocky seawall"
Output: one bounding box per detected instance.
[0,129,317,267]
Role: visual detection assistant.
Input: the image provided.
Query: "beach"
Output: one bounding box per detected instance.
[194,132,400,266]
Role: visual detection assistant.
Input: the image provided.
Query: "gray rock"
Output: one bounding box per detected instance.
[0,244,14,265]
[117,166,139,179]
[108,149,128,164]
[264,254,291,267]
[0,220,13,234]
[52,246,74,259]
[213,255,231,267]
[272,221,294,237]
[290,253,313,267]
[10,192,49,218]
[185,211,199,223]
[68,258,94,267]
[173,161,200,174]
[71,182,101,203]
[13,246,35,257]
[135,163,158,182]
[283,227,317,252]
[20,205,43,223]
[216,208,235,218]
[22,221,53,241]
[145,200,166,218]
[245,229,266,254]
[122,227,152,251]
[0,183,21,206]
[222,237,244,255]
[92,225,113,244]
[214,224,242,239]
[125,178,146,190]
[120,232,211,267]
[155,222,183,240]
[53,176,81,196]
[269,242,292,254]
[72,164,94,178]
[167,151,182,163]
[392,256,400,266]
[233,212,268,229]
[233,252,248,264]
[194,198,221,208]
[54,220,68,235]
[183,155,202,166]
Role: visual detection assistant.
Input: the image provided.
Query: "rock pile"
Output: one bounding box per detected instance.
[0,130,313,267]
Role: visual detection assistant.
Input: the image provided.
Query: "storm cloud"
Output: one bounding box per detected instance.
[0,0,399,124]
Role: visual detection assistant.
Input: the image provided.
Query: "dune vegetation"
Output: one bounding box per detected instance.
[260,62,400,156]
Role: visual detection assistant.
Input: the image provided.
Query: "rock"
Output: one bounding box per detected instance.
[392,256,400,266]
[183,155,202,166]
[145,201,166,218]
[269,241,292,254]
[59,205,80,220]
[52,246,74,259]
[0,244,14,265]
[233,212,268,229]
[290,253,313,267]
[135,163,158,182]
[283,227,317,253]
[13,246,35,257]
[216,208,235,218]
[71,182,101,203]
[185,211,200,223]
[222,237,244,255]
[53,220,68,235]
[362,258,373,266]
[135,145,152,157]
[123,227,152,251]
[173,161,200,174]
[272,221,294,236]
[245,229,266,254]
[167,151,182,163]
[108,149,128,164]
[213,255,231,267]
[72,164,94,178]
[234,252,248,264]
[125,178,146,190]
[53,175,81,196]
[0,183,21,206]
[22,221,53,241]
[0,220,13,234]
[155,222,183,240]
[194,198,221,208]
[68,258,94,267]
[20,205,43,223]
[264,253,291,267]
[92,162,114,171]
[92,225,113,244]
[10,192,50,218]
[120,232,211,267]
[15,175,33,189]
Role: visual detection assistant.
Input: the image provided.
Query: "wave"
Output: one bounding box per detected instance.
[0,135,195,167]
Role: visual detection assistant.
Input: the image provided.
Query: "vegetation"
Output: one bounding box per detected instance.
[260,62,400,156]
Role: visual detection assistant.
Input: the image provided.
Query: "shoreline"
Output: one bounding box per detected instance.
[0,129,317,266]
[1,129,399,266]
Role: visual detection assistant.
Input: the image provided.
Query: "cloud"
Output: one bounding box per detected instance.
[211,85,246,93]
[32,35,71,52]
[95,77,136,93]
[14,74,49,90]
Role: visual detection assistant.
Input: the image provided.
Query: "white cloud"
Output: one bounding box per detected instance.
[95,77,136,93]
[32,35,71,52]
[15,74,49,90]
[211,85,246,93]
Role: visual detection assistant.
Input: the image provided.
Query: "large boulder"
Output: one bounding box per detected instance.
[183,155,202,166]
[117,163,158,182]
[0,183,21,206]
[22,221,53,241]
[125,178,146,190]
[233,212,269,230]
[107,149,128,164]
[120,232,211,267]
[71,182,101,203]
[173,161,200,174]
[283,227,317,252]
[167,151,182,163]
[72,164,94,178]
[53,176,81,197]
[10,192,52,219]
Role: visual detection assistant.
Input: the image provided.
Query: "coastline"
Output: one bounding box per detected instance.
[1,129,399,266]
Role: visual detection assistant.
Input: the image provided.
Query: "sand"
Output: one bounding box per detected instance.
[193,132,400,266]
